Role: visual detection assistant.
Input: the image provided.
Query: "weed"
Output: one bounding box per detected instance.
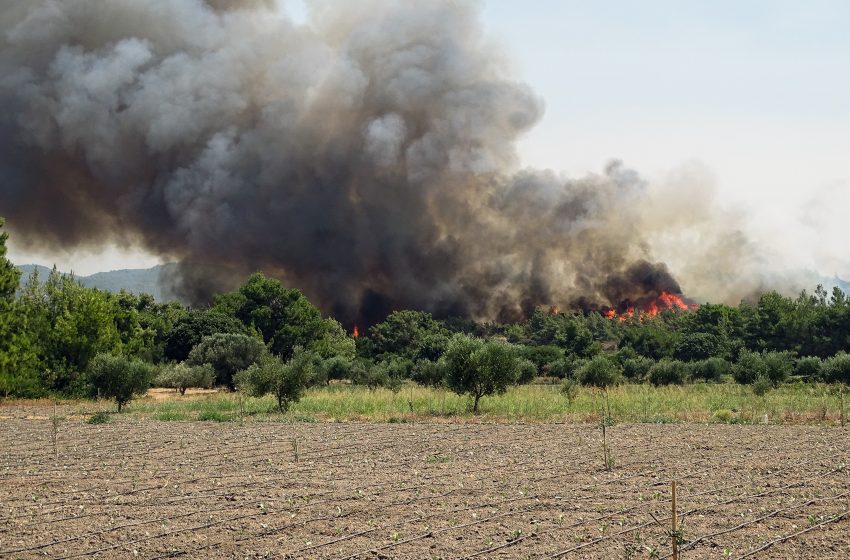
[88,411,110,424]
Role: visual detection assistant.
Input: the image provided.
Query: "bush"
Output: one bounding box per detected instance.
[732,350,767,385]
[443,334,520,413]
[187,333,267,390]
[622,356,654,382]
[322,355,353,384]
[752,376,772,396]
[546,355,588,379]
[87,411,111,424]
[519,345,564,371]
[821,352,850,385]
[674,332,723,362]
[155,363,215,395]
[648,359,688,386]
[795,356,823,380]
[689,357,729,383]
[87,353,154,412]
[576,355,623,389]
[762,351,793,386]
[351,361,403,392]
[234,348,314,412]
[561,378,580,406]
[411,359,445,388]
[516,359,538,384]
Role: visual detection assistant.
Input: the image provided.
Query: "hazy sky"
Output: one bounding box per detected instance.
[8,0,850,278]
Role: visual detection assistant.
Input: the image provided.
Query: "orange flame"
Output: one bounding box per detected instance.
[548,305,560,315]
[605,291,696,321]
[352,325,359,338]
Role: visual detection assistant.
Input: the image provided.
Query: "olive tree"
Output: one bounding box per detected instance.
[187,333,267,390]
[87,353,154,412]
[234,348,314,412]
[443,334,520,413]
[155,362,215,395]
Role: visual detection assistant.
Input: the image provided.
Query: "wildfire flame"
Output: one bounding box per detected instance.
[605,291,696,321]
[352,325,359,338]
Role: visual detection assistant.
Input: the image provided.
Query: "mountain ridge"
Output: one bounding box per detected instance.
[15,263,178,302]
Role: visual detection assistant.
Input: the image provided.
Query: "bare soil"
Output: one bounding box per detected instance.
[1,408,848,559]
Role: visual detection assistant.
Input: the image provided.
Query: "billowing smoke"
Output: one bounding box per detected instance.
[0,0,757,325]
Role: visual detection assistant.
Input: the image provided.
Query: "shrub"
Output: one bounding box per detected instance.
[821,352,850,385]
[546,356,587,379]
[689,357,730,383]
[576,355,623,389]
[87,411,111,424]
[351,361,402,391]
[234,347,314,412]
[155,363,215,395]
[561,378,580,407]
[411,359,445,388]
[752,376,772,396]
[762,351,793,386]
[622,356,654,382]
[519,345,564,371]
[732,350,767,385]
[795,356,823,380]
[674,332,723,362]
[186,333,267,390]
[322,355,353,384]
[516,359,538,384]
[443,334,520,413]
[648,359,688,386]
[87,353,154,412]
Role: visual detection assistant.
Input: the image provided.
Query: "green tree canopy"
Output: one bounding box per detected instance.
[235,347,315,411]
[87,353,154,412]
[163,309,245,362]
[186,332,267,390]
[443,334,520,413]
[213,273,329,359]
[367,310,450,361]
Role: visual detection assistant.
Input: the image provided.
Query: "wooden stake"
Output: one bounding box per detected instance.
[671,480,679,560]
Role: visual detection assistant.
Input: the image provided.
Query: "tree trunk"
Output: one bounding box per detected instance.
[179,387,186,395]
[277,394,284,412]
[473,393,481,414]
[117,400,123,413]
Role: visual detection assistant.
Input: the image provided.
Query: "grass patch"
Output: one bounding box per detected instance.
[87,411,110,424]
[79,381,850,424]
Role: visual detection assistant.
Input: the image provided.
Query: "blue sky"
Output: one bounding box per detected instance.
[10,0,850,277]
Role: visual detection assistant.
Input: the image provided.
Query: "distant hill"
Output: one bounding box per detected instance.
[16,263,179,302]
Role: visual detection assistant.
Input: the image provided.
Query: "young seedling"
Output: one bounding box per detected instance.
[50,401,61,463]
[600,389,615,471]
[291,437,299,463]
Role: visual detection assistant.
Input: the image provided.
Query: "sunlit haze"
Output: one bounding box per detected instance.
[7,0,849,283]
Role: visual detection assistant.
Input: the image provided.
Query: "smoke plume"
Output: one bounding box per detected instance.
[0,0,758,325]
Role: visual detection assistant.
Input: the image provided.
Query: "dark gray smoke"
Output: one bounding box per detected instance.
[0,0,746,325]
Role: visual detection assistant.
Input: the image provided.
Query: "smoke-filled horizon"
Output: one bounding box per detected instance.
[1,0,770,325]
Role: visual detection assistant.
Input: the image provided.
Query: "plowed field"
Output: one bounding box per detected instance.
[1,411,848,559]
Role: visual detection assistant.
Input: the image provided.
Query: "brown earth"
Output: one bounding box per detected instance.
[0,409,848,559]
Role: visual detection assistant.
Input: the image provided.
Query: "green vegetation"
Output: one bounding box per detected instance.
[113,381,849,424]
[234,348,315,411]
[155,362,215,395]
[443,334,522,413]
[87,353,154,412]
[0,216,848,423]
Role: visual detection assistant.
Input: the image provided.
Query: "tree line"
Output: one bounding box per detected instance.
[1,218,849,412]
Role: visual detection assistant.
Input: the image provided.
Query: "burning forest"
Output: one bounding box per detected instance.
[0,0,759,326]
